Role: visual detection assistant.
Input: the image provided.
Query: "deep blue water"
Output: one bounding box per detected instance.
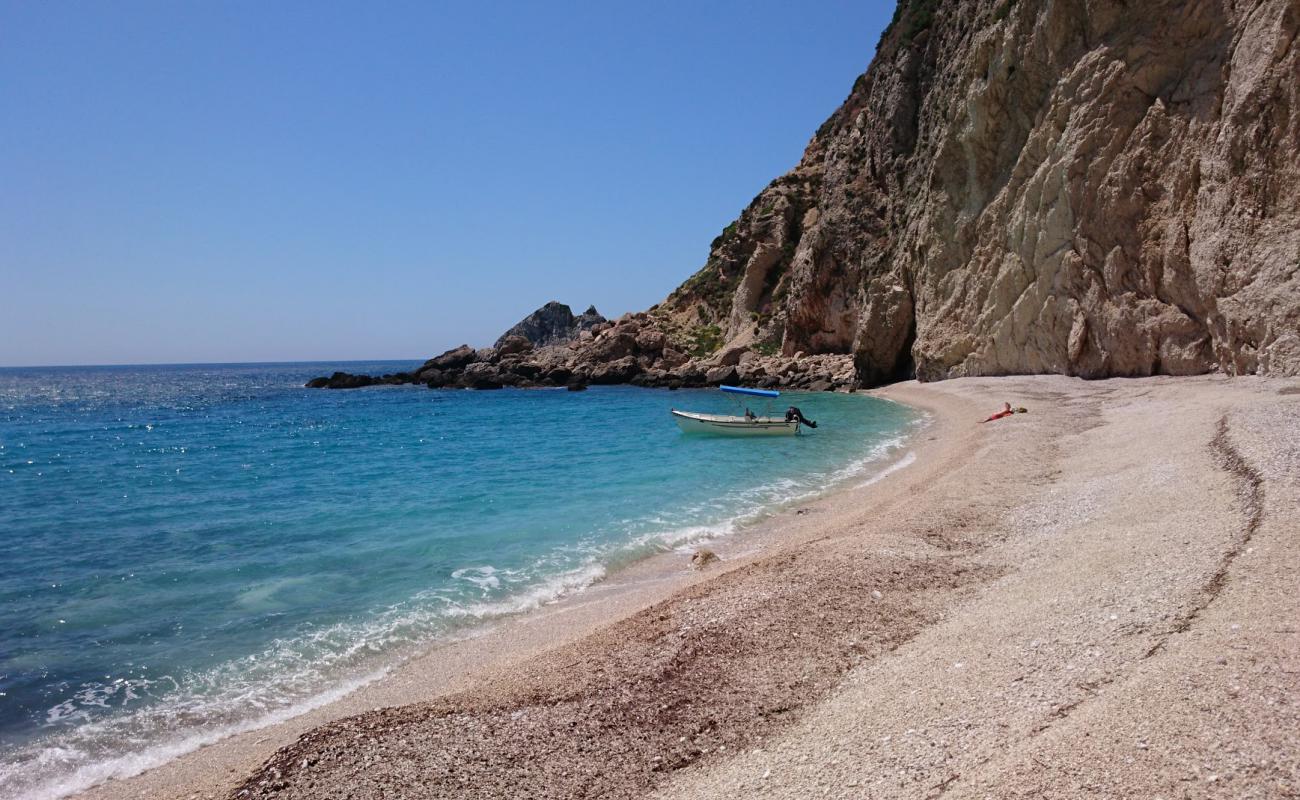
[0,362,917,798]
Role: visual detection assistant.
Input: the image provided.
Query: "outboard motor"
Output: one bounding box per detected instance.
[785,406,817,429]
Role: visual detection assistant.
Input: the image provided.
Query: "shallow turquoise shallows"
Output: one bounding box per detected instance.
[0,362,918,799]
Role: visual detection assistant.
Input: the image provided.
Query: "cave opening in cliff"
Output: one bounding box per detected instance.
[891,316,918,384]
[852,312,917,389]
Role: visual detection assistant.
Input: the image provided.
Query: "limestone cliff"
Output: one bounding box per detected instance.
[650,0,1300,382]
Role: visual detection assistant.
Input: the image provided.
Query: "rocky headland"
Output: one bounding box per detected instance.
[307,301,857,391]
[312,0,1298,395]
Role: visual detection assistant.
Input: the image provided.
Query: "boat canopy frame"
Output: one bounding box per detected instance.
[719,384,780,398]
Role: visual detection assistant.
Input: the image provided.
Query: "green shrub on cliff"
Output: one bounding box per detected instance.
[904,0,941,41]
[675,255,733,321]
[882,0,943,46]
[686,324,723,358]
[710,222,738,251]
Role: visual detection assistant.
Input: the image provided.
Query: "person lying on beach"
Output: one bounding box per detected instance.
[980,402,1014,423]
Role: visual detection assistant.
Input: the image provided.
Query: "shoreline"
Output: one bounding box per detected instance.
[63,390,937,800]
[73,375,1300,799]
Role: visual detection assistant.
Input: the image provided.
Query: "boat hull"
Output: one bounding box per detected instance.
[670,409,799,436]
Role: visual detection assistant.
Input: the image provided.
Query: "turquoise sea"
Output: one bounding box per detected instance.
[0,362,918,799]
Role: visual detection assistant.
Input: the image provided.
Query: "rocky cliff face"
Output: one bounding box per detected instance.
[648,0,1300,382]
[313,0,1299,393]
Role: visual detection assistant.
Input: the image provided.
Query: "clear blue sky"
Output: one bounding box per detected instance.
[1,1,893,366]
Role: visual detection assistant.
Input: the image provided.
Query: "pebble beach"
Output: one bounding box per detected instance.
[76,375,1300,799]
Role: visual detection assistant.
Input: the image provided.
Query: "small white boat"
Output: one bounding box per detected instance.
[671,409,800,436]
[671,385,816,437]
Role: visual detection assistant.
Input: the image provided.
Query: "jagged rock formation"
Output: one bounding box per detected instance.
[494,302,607,349]
[309,305,856,391]
[313,0,1299,392]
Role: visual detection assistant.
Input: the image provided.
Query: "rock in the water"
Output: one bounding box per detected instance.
[304,372,378,390]
[460,362,505,390]
[419,345,478,377]
[512,361,543,379]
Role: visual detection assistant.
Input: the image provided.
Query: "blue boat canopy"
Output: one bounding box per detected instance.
[720,385,780,398]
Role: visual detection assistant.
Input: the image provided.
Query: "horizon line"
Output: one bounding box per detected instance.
[0,357,430,371]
